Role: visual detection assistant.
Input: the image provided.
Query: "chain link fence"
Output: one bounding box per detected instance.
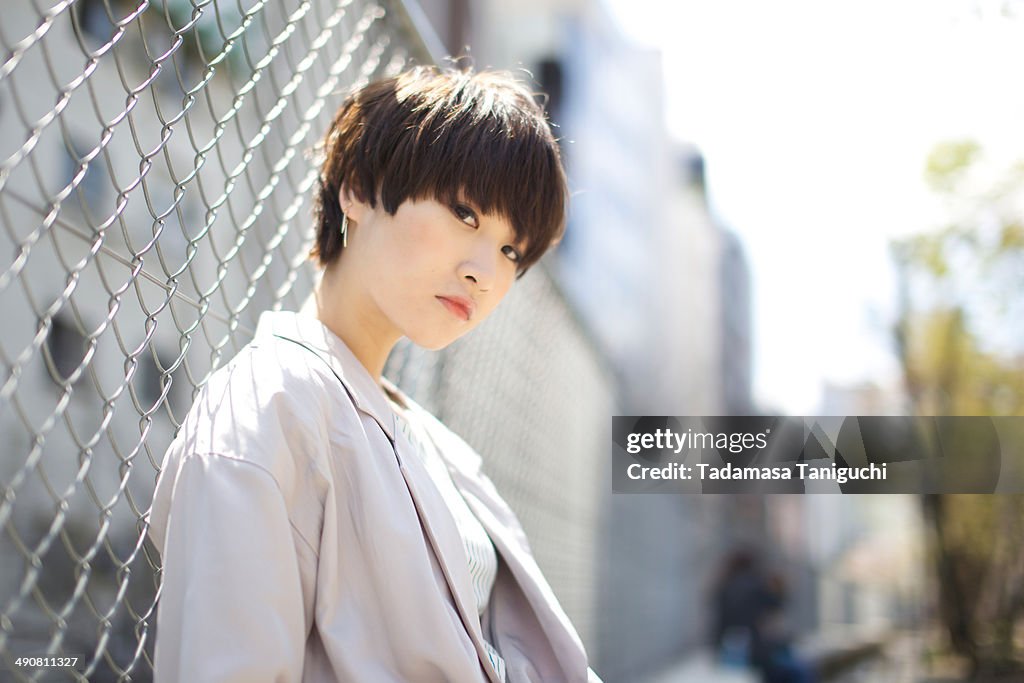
[0,0,613,680]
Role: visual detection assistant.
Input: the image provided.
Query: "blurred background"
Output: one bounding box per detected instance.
[1,0,1023,681]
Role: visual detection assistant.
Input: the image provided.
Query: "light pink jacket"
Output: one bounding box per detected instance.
[147,311,601,682]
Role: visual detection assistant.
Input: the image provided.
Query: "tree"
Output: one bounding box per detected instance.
[892,140,1024,679]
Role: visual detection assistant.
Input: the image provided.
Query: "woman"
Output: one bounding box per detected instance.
[147,66,602,682]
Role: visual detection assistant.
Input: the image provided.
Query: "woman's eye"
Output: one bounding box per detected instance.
[502,245,522,263]
[453,204,478,227]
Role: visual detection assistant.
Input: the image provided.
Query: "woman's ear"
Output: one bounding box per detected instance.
[338,185,369,224]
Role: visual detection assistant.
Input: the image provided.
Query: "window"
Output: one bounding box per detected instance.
[45,315,88,384]
[63,134,107,217]
[74,0,118,45]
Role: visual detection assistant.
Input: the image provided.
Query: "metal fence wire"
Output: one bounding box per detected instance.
[0,1,612,680]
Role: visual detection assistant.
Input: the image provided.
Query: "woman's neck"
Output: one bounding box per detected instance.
[311,262,400,382]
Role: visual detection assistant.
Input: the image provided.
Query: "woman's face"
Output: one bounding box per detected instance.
[342,194,525,350]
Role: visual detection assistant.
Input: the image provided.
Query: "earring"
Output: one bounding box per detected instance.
[340,212,349,248]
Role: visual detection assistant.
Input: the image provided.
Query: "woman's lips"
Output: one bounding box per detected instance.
[437,296,473,321]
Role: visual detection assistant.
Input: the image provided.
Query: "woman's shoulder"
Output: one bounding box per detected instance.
[150,338,337,551]
[169,337,342,473]
[194,339,334,422]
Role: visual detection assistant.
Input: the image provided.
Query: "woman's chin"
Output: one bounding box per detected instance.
[406,330,462,351]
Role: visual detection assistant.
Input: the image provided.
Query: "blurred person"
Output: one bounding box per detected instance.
[752,574,815,683]
[710,548,765,668]
[711,551,815,683]
[146,65,601,683]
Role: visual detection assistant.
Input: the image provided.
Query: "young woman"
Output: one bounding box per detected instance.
[147,66,602,682]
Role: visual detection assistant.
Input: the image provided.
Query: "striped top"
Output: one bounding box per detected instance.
[388,399,507,682]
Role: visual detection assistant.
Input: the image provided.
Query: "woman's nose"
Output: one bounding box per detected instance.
[457,244,497,292]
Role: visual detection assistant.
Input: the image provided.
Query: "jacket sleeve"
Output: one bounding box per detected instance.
[152,452,306,683]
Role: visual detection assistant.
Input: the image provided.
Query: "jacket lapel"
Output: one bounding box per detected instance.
[392,441,504,683]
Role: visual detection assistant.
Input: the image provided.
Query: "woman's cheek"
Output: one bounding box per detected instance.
[385,223,431,274]
[409,219,450,258]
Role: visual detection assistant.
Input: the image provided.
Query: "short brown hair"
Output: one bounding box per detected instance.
[310,66,567,275]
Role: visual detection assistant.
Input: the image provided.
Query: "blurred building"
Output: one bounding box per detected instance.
[720,228,754,415]
[426,0,728,415]
[673,145,756,417]
[820,379,908,415]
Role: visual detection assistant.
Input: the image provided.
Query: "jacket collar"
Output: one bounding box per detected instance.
[253,308,397,442]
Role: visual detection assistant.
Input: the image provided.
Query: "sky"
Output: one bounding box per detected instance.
[603,0,1024,414]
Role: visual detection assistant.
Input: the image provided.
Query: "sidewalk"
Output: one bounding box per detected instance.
[638,650,758,683]
[637,626,891,683]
